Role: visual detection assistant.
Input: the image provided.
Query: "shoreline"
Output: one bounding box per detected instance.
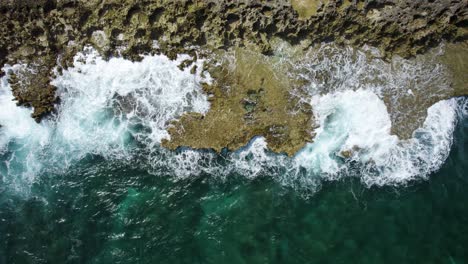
[0,0,467,155]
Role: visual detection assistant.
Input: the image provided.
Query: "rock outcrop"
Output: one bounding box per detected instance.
[162,48,314,156]
[0,0,467,153]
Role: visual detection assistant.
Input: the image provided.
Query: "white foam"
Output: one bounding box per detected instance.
[52,48,209,154]
[286,43,459,187]
[0,65,53,190]
[0,48,210,192]
[0,45,463,195]
[0,65,51,149]
[294,89,459,186]
[295,90,397,175]
[230,137,274,179]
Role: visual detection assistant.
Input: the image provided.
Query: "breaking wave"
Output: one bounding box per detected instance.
[0,46,464,194]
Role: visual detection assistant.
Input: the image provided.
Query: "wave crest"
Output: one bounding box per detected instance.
[0,46,464,195]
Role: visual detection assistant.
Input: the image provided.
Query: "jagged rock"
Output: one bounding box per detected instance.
[0,0,467,152]
[7,57,58,122]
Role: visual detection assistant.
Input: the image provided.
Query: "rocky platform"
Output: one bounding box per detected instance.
[0,0,467,155]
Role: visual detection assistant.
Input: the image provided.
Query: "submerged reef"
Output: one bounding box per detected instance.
[0,0,467,154]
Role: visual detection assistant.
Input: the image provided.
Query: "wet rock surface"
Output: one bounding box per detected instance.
[440,41,468,97]
[0,0,467,152]
[7,59,58,122]
[162,48,314,156]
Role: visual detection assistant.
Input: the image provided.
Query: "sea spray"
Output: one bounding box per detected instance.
[0,46,463,195]
[52,47,210,154]
[0,65,52,190]
[292,43,453,140]
[294,90,397,176]
[295,90,459,186]
[0,48,210,193]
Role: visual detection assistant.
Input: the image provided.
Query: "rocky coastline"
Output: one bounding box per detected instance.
[0,0,467,155]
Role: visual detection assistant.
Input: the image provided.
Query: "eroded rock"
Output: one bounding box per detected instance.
[162,48,314,156]
[6,57,58,122]
[0,0,467,153]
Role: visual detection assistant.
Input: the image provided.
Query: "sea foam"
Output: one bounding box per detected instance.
[0,48,209,193]
[296,89,458,186]
[0,46,463,195]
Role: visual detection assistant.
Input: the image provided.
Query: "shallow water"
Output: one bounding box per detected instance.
[0,45,467,263]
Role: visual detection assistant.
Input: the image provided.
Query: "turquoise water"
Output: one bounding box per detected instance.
[0,115,466,264]
[1,46,467,264]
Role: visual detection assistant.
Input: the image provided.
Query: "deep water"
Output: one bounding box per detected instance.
[0,116,467,264]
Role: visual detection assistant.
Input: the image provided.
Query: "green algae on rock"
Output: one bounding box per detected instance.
[162,48,314,156]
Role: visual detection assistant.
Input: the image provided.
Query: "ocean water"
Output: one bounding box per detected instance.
[0,45,467,263]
